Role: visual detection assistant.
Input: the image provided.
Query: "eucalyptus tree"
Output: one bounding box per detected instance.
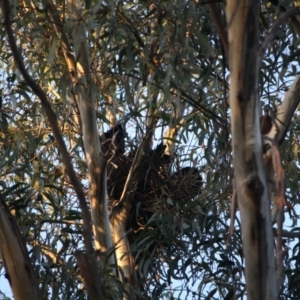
[0,0,300,299]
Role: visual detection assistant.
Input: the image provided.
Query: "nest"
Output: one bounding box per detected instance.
[100,125,203,232]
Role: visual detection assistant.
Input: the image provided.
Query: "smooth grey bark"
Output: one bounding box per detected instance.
[226,1,277,299]
[67,0,113,256]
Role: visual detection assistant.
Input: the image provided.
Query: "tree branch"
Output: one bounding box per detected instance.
[67,1,115,270]
[266,75,300,145]
[268,0,300,36]
[110,101,157,291]
[2,1,103,297]
[226,1,277,298]
[278,229,300,239]
[258,8,300,65]
[209,2,229,60]
[0,195,43,300]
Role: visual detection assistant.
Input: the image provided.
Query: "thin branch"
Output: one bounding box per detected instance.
[44,0,76,74]
[209,2,229,60]
[280,229,300,239]
[276,207,285,296]
[2,0,95,264]
[113,119,156,215]
[226,180,237,248]
[116,10,227,127]
[109,119,155,289]
[258,8,300,66]
[269,0,300,36]
[271,142,287,296]
[267,75,300,145]
[123,69,228,126]
[30,241,60,264]
[75,251,106,299]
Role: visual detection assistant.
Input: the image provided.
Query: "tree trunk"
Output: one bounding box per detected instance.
[226,1,277,299]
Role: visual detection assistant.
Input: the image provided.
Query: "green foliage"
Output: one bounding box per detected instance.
[0,0,300,299]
